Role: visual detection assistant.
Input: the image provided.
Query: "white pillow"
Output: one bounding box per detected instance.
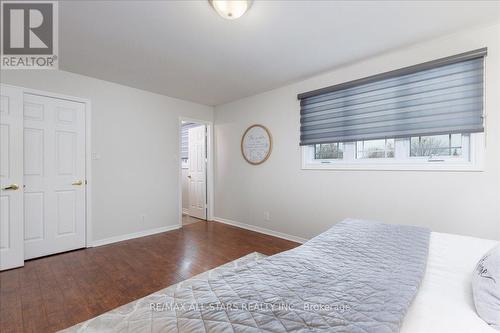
[472,244,500,331]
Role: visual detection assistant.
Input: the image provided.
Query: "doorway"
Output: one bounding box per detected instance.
[23,93,87,259]
[180,120,211,225]
[0,84,91,271]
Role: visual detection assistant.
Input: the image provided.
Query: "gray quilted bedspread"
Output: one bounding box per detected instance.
[62,219,430,333]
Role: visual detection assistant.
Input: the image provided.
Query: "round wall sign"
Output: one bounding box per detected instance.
[241,124,272,165]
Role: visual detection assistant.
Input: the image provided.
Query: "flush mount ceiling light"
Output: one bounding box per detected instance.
[209,0,253,20]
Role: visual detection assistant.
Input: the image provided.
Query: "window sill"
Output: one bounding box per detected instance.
[301,162,483,172]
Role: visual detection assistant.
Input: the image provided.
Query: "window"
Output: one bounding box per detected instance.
[410,134,463,157]
[302,132,482,170]
[314,143,343,159]
[356,139,394,159]
[298,48,486,171]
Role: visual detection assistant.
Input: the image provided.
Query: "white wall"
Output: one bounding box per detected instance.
[0,70,213,243]
[214,23,500,241]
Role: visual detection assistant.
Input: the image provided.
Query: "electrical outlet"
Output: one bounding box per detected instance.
[264,211,271,221]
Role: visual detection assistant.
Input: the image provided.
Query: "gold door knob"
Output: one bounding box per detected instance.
[2,184,19,190]
[72,180,83,186]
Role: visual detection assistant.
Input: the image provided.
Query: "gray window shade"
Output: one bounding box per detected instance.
[298,48,486,146]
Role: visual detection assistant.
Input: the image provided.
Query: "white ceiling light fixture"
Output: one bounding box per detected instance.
[209,0,253,20]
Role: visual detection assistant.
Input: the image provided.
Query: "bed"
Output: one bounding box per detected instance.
[61,220,499,333]
[402,232,498,333]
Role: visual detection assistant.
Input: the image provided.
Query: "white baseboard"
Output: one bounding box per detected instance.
[90,224,182,247]
[213,217,308,244]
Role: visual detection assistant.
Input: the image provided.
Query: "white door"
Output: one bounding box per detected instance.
[0,86,24,270]
[188,125,206,220]
[23,94,86,259]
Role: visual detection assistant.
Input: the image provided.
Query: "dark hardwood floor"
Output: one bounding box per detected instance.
[181,214,205,226]
[0,220,299,333]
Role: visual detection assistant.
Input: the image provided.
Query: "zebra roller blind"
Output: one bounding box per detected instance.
[298,48,486,146]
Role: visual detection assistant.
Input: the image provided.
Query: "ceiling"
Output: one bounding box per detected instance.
[59,1,500,106]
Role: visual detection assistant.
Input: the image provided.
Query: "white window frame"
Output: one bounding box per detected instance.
[301,133,484,171]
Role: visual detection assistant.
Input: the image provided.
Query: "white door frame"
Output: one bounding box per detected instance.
[178,117,214,224]
[1,84,93,248]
